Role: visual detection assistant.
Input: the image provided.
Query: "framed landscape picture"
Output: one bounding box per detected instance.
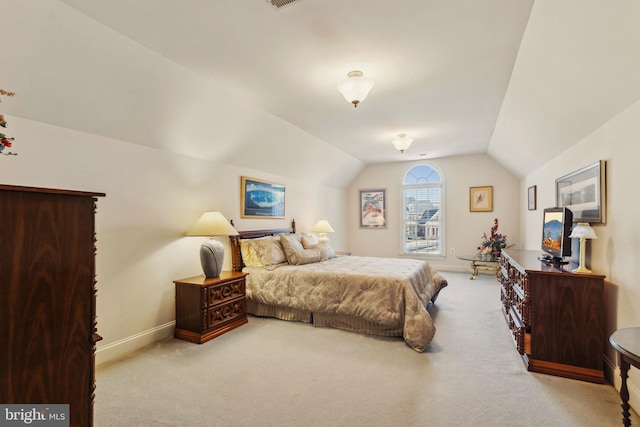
[241,176,285,219]
[470,186,493,212]
[555,160,606,223]
[359,189,386,228]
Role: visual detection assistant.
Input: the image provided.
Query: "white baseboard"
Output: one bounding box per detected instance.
[96,321,175,367]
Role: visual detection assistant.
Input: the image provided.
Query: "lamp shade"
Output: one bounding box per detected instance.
[568,222,597,274]
[391,134,414,153]
[337,71,374,107]
[568,223,597,239]
[186,212,239,237]
[312,220,335,234]
[186,212,238,278]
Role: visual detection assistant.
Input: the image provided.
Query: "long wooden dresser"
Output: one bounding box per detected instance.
[500,249,605,383]
[0,185,105,426]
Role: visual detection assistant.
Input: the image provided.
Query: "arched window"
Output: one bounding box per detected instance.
[402,164,444,256]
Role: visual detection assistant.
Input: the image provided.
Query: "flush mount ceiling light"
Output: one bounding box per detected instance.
[391,134,414,153]
[337,71,374,108]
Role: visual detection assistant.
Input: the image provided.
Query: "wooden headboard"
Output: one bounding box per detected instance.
[229,219,296,272]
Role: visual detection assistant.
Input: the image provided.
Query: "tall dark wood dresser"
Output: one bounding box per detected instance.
[0,185,105,427]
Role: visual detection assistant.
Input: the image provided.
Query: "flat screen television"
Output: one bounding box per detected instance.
[540,207,573,264]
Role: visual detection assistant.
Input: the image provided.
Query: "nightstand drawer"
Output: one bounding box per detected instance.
[205,279,245,307]
[205,296,246,330]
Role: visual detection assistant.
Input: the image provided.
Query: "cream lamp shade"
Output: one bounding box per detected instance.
[568,222,597,274]
[337,71,374,108]
[311,220,335,243]
[186,212,239,278]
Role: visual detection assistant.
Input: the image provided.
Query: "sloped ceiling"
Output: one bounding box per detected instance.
[489,0,640,176]
[55,0,535,166]
[4,1,640,179]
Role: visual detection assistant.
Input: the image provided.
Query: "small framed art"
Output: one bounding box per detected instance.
[469,186,493,212]
[241,176,286,219]
[359,189,386,228]
[528,185,537,211]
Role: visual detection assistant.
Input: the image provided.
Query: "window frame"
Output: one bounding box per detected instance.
[400,163,445,259]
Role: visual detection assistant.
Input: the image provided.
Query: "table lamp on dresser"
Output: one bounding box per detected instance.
[186,211,239,277]
[568,222,597,274]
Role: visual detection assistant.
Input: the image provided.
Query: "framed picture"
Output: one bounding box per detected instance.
[469,186,493,212]
[241,176,285,219]
[555,160,606,223]
[359,189,386,228]
[528,185,537,211]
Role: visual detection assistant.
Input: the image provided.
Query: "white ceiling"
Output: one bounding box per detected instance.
[49,0,640,176]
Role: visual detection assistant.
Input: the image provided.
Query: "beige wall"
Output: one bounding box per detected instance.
[347,154,521,272]
[1,1,362,365]
[521,97,640,406]
[0,116,349,364]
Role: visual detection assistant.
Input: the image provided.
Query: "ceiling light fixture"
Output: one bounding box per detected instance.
[391,134,413,153]
[337,71,374,108]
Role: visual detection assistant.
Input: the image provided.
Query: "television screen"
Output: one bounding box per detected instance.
[541,207,573,262]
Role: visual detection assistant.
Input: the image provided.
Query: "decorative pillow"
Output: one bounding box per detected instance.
[240,239,264,268]
[300,233,316,247]
[314,242,335,261]
[301,238,335,261]
[249,237,286,266]
[280,233,321,265]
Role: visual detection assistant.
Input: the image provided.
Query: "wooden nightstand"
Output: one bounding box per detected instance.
[174,271,248,344]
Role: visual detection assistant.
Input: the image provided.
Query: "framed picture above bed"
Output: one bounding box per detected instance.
[241,176,286,219]
[359,188,386,228]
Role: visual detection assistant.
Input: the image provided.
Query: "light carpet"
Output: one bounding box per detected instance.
[95,271,630,427]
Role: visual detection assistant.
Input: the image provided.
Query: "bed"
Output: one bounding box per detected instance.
[229,220,448,352]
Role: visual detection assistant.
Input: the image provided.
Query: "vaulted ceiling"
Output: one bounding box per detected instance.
[56,0,535,169]
[9,1,640,178]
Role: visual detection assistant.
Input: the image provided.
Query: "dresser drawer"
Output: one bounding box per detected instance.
[205,296,246,330]
[512,282,530,325]
[508,306,526,355]
[204,279,245,307]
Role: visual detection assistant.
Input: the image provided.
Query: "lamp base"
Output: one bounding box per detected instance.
[316,233,329,244]
[200,238,224,278]
[572,266,592,274]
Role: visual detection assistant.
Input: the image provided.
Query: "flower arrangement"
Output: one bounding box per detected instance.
[0,89,17,156]
[478,218,508,258]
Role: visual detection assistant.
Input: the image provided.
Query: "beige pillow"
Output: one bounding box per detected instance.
[301,238,335,261]
[280,233,321,265]
[300,233,317,247]
[249,237,286,266]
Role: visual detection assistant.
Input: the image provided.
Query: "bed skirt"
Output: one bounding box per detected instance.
[247,300,403,337]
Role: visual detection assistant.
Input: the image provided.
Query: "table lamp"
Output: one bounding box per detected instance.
[568,222,597,274]
[311,220,335,244]
[186,211,239,277]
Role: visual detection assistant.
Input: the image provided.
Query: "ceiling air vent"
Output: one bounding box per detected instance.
[266,0,302,9]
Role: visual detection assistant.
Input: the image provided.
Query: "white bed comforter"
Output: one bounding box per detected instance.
[244,256,447,351]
